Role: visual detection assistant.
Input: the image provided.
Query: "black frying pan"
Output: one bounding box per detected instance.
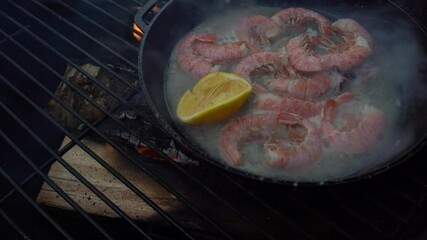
[137,0,427,185]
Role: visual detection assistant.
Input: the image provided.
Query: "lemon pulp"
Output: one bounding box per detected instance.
[177,72,253,124]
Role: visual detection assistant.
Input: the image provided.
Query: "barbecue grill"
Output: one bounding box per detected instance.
[1,0,427,239]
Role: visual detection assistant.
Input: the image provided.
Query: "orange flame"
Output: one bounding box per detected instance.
[133,23,144,41]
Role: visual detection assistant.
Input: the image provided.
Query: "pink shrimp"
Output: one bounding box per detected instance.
[264,113,323,169]
[286,18,372,72]
[177,33,247,78]
[286,34,323,72]
[234,51,288,82]
[219,112,323,169]
[267,72,330,99]
[319,35,372,72]
[235,15,281,52]
[256,92,354,118]
[321,99,385,154]
[319,18,372,71]
[332,18,373,47]
[219,112,288,166]
[192,37,248,63]
[271,7,331,35]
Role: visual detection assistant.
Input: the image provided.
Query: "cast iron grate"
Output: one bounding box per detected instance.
[1,0,427,239]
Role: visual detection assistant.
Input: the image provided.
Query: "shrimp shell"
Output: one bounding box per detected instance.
[321,99,385,154]
[234,52,288,82]
[177,33,248,78]
[219,112,285,166]
[235,15,281,52]
[271,7,331,34]
[265,112,323,169]
[256,92,354,118]
[267,72,330,99]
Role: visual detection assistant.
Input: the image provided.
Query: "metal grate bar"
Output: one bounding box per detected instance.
[0,56,234,240]
[327,190,392,238]
[106,0,133,14]
[10,0,137,69]
[1,55,191,239]
[0,10,140,93]
[279,190,358,240]
[2,11,278,238]
[0,81,152,240]
[356,187,410,225]
[0,91,136,204]
[0,119,115,240]
[0,24,30,44]
[0,118,114,240]
[53,0,139,51]
[406,174,427,188]
[0,27,135,116]
[0,208,31,240]
[0,60,195,240]
[2,45,275,240]
[144,160,279,240]
[0,21,234,238]
[222,175,319,240]
[81,0,132,28]
[128,0,148,7]
[0,167,74,240]
[385,184,423,208]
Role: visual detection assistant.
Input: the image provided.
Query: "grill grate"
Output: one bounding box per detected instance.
[1,0,427,239]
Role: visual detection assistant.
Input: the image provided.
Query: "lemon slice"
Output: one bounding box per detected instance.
[177,72,253,124]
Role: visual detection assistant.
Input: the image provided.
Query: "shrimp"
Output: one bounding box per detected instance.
[271,7,331,35]
[177,33,248,78]
[264,112,323,169]
[332,18,373,47]
[319,35,372,72]
[219,112,287,166]
[234,51,288,82]
[321,98,385,154]
[235,15,281,52]
[193,37,248,63]
[267,72,330,99]
[219,112,323,169]
[286,34,323,72]
[256,92,354,118]
[286,18,372,72]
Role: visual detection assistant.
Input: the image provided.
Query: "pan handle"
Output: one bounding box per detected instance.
[134,0,159,34]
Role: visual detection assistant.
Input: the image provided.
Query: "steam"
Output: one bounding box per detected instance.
[164,1,427,182]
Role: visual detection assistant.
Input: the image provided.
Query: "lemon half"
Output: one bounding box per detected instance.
[177,72,253,124]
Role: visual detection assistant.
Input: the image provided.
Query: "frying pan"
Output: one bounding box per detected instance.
[137,0,427,185]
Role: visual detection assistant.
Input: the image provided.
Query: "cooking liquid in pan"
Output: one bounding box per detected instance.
[164,5,426,183]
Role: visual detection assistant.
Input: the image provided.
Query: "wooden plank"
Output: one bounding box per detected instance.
[36,137,182,220]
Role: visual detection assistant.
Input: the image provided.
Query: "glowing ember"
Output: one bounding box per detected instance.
[136,146,160,158]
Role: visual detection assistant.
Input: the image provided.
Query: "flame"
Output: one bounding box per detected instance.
[133,23,144,41]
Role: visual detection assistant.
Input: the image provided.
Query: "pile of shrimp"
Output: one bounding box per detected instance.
[175,7,385,171]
